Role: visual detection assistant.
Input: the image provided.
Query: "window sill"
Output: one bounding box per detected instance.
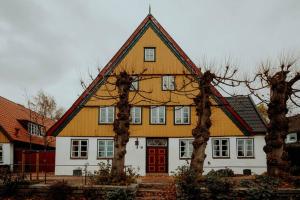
[237,156,255,159]
[212,157,231,159]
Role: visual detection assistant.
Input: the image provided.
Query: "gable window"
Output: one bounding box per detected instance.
[179,139,193,159]
[0,145,3,163]
[175,106,190,124]
[130,107,142,124]
[71,139,88,159]
[130,76,139,91]
[162,76,175,90]
[99,107,114,124]
[150,106,165,124]
[98,140,114,158]
[28,122,45,136]
[144,47,156,62]
[237,138,254,158]
[212,138,229,158]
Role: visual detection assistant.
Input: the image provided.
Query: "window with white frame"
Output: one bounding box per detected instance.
[144,47,155,61]
[286,133,297,143]
[28,122,45,136]
[212,138,229,158]
[175,106,190,124]
[98,140,114,158]
[130,76,139,91]
[71,139,88,159]
[130,107,141,124]
[0,144,3,163]
[237,138,254,158]
[99,107,114,124]
[162,76,175,90]
[179,140,193,159]
[150,106,165,124]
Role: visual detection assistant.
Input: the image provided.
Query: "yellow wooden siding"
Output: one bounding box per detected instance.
[58,26,244,137]
[0,130,10,143]
[59,106,243,137]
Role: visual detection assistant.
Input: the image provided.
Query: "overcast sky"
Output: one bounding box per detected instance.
[1,0,300,109]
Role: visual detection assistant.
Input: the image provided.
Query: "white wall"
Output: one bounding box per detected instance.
[169,136,267,175]
[0,143,14,170]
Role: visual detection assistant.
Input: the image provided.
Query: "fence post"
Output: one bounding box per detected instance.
[36,151,39,180]
[21,150,25,178]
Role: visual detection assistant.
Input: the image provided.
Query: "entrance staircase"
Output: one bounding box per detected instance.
[135,175,176,200]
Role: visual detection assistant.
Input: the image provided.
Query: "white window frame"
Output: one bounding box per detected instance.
[162,76,175,90]
[150,106,166,124]
[179,139,193,159]
[237,138,254,158]
[130,76,139,91]
[175,106,190,124]
[0,144,3,163]
[28,122,44,136]
[71,139,88,159]
[99,107,115,124]
[286,133,297,143]
[97,139,114,159]
[130,107,142,124]
[144,47,155,62]
[212,138,230,158]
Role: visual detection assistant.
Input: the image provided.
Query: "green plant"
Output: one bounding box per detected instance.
[83,188,105,200]
[254,175,280,188]
[48,180,72,200]
[205,176,234,200]
[206,168,235,177]
[106,188,133,200]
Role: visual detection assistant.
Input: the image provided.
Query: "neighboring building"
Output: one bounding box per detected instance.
[48,14,267,176]
[0,96,55,170]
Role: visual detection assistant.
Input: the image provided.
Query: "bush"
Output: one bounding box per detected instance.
[206,168,235,177]
[106,188,134,200]
[48,180,72,200]
[90,162,139,185]
[205,176,234,200]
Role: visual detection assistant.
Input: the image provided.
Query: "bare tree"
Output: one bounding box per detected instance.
[245,58,300,176]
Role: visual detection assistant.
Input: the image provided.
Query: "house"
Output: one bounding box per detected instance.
[0,96,55,171]
[48,14,267,176]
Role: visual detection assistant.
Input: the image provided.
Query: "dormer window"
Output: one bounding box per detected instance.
[28,122,45,136]
[144,47,156,62]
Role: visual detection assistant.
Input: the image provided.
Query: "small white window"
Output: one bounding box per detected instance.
[130,107,142,124]
[212,138,229,158]
[179,140,193,159]
[130,76,139,91]
[150,106,165,124]
[0,144,3,163]
[286,133,297,143]
[175,106,190,124]
[237,138,254,158]
[28,122,44,136]
[99,107,115,124]
[162,76,175,90]
[144,47,155,61]
[98,140,114,158]
[71,139,88,159]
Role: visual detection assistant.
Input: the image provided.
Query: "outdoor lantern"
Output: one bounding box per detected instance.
[135,138,139,149]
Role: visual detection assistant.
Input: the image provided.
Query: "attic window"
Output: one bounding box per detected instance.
[144,47,156,62]
[28,122,45,137]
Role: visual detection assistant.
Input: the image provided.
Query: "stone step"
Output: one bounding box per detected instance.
[136,188,172,198]
[139,182,172,189]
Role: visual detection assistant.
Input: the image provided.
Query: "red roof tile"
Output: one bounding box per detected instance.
[0,96,55,147]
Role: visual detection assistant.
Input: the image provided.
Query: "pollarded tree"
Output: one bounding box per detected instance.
[245,59,300,177]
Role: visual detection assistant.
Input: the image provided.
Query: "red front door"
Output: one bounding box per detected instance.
[147,147,167,173]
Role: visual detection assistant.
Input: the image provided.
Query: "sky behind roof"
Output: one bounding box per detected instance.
[1,0,300,109]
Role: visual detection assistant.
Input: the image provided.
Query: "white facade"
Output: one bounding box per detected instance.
[0,143,14,170]
[55,136,266,176]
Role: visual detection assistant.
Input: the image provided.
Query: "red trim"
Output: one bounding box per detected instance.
[47,14,252,136]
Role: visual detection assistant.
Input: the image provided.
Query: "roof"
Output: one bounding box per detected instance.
[225,96,267,133]
[0,96,55,147]
[47,14,253,137]
[288,114,300,133]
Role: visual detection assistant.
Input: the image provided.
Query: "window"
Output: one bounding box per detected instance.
[162,76,175,90]
[28,122,45,136]
[130,107,142,124]
[237,138,254,158]
[99,107,114,124]
[286,133,297,143]
[130,76,139,91]
[175,106,190,124]
[71,139,88,159]
[179,140,193,159]
[212,138,229,158]
[98,140,114,158]
[0,145,3,163]
[144,47,155,61]
[150,106,165,124]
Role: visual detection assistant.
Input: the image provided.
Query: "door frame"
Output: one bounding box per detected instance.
[145,138,169,173]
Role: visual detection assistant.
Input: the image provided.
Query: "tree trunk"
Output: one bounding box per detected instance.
[264,72,290,177]
[190,72,214,176]
[111,71,132,182]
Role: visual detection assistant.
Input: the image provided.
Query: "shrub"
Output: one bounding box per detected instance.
[106,188,134,200]
[206,168,235,178]
[205,176,234,200]
[48,180,72,200]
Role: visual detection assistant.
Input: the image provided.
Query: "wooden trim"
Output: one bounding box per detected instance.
[144,47,156,62]
[173,106,191,125]
[236,138,255,159]
[149,106,166,125]
[98,106,115,125]
[70,139,89,160]
[96,139,114,159]
[211,138,230,159]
